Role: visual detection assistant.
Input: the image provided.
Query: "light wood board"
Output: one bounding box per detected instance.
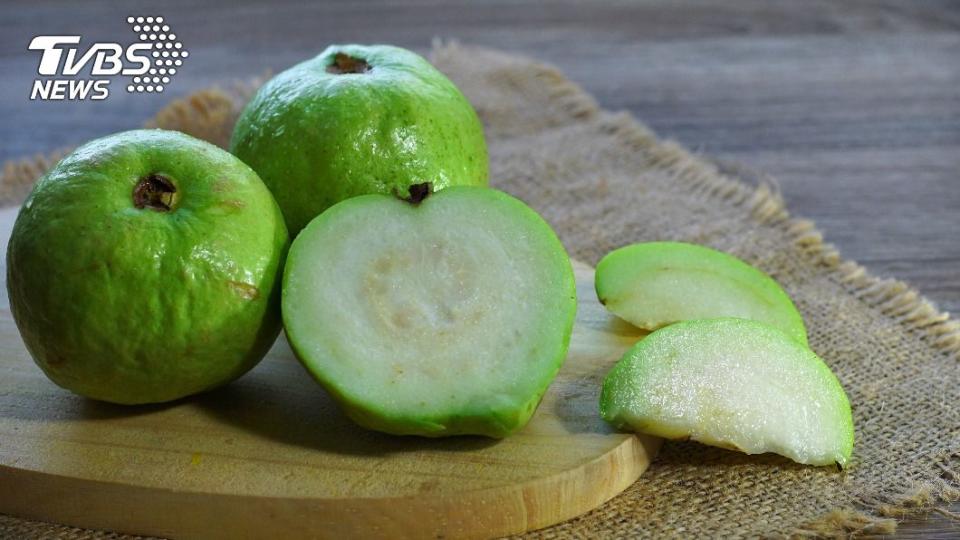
[0,214,659,540]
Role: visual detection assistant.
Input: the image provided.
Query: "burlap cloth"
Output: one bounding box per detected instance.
[1,43,958,539]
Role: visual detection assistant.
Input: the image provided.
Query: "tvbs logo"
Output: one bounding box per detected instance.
[29,16,188,101]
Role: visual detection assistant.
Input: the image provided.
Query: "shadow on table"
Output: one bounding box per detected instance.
[192,356,499,458]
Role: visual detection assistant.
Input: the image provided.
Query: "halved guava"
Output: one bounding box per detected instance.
[282,185,576,437]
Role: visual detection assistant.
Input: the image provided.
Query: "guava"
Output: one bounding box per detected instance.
[595,242,808,345]
[6,129,289,404]
[230,44,489,235]
[600,318,854,467]
[282,185,576,437]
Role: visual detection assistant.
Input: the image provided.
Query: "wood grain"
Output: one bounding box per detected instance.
[1,1,956,536]
[0,249,660,539]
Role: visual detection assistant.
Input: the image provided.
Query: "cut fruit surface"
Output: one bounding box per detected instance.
[600,318,853,467]
[595,242,808,345]
[282,186,576,437]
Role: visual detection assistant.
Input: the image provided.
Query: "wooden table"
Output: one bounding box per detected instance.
[1,1,957,537]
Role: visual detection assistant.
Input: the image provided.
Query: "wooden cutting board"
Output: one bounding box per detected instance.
[0,205,658,539]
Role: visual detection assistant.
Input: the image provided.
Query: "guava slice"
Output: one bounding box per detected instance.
[282,185,576,438]
[595,242,808,345]
[600,318,854,467]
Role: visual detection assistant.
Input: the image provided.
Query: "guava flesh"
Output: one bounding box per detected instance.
[282,186,576,437]
[600,318,854,467]
[595,242,808,345]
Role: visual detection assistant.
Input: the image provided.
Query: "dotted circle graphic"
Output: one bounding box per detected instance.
[125,16,187,94]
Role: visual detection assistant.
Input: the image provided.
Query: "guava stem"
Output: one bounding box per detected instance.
[326,53,371,74]
[401,183,432,205]
[133,173,177,212]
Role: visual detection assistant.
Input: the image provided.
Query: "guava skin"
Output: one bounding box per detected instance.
[230,44,489,235]
[6,129,289,404]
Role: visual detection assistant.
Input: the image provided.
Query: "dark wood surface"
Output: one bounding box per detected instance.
[1,0,957,537]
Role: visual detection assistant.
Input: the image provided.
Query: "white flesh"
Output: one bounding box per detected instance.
[601,318,853,466]
[283,188,575,434]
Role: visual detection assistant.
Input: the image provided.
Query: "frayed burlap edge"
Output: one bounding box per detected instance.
[2,41,958,537]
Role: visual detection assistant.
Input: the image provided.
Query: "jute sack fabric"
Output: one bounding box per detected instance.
[1,43,957,538]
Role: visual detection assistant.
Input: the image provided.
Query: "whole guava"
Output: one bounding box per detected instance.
[6,129,289,404]
[230,44,489,235]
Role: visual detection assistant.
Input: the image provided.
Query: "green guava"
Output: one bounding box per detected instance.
[6,129,289,404]
[230,44,489,235]
[282,185,576,437]
[600,318,854,467]
[595,242,808,345]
